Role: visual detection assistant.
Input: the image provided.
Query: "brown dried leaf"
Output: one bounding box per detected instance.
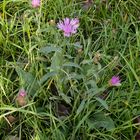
[134,116,140,124]
[135,132,140,140]
[77,48,83,54]
[57,103,70,117]
[93,52,101,64]
[123,13,128,22]
[6,115,16,124]
[101,0,108,3]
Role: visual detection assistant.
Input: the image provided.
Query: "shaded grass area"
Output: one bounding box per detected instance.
[1,0,140,139]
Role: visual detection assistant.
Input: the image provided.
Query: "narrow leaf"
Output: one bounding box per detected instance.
[62,62,82,70]
[95,97,109,110]
[87,112,115,131]
[39,71,57,85]
[39,47,61,55]
[59,93,71,105]
[76,100,85,116]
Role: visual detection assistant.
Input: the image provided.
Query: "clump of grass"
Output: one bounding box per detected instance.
[0,0,140,139]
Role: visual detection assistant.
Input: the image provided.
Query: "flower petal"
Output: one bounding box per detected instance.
[32,0,40,8]
[64,18,70,25]
[70,18,79,25]
[57,21,64,30]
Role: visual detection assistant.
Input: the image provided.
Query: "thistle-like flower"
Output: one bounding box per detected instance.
[32,0,40,8]
[57,18,79,37]
[109,76,121,87]
[16,88,27,106]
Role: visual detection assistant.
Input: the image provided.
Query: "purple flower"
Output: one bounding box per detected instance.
[109,76,121,86]
[16,88,27,106]
[57,18,79,37]
[18,88,26,97]
[32,0,40,8]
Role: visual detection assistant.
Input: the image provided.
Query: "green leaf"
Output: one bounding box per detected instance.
[87,112,115,131]
[67,73,84,80]
[86,80,98,89]
[39,46,62,55]
[51,51,63,72]
[59,92,71,105]
[95,97,109,110]
[0,31,4,45]
[81,59,93,64]
[76,100,85,116]
[16,67,34,85]
[16,67,39,95]
[86,87,106,96]
[39,71,57,85]
[74,42,83,49]
[62,62,82,70]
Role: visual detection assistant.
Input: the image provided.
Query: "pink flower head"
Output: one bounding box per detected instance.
[32,0,40,8]
[18,88,27,97]
[57,18,79,37]
[109,76,121,87]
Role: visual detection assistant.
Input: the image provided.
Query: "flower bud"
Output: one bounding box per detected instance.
[32,0,40,8]
[16,89,27,106]
[109,76,121,87]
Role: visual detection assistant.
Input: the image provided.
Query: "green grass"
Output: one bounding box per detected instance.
[1,0,140,139]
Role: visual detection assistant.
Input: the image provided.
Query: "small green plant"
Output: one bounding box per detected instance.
[0,0,140,139]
